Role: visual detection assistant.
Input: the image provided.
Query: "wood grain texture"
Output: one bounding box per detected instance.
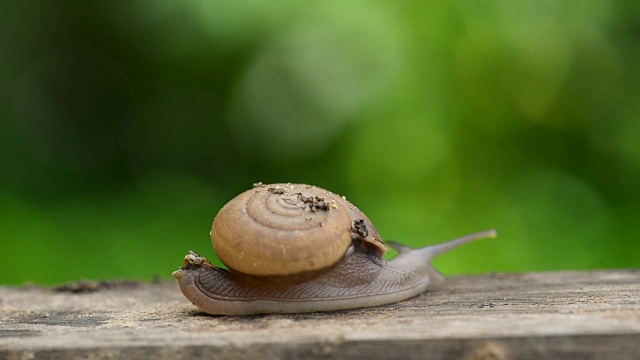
[1,270,639,359]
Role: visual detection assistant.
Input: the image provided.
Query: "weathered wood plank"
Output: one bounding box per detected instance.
[1,270,639,359]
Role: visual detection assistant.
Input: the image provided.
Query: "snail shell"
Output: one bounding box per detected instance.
[210,183,385,278]
[173,183,496,315]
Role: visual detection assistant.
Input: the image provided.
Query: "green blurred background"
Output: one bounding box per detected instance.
[1,1,639,285]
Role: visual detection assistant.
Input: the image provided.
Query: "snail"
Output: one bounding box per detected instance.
[173,183,496,315]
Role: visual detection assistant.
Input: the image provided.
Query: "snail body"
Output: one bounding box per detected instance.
[173,183,495,315]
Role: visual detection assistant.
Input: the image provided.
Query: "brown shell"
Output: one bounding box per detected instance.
[210,183,386,277]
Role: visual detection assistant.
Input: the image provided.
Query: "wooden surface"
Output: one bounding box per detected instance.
[1,270,639,359]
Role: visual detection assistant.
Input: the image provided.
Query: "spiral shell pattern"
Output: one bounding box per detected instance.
[211,183,384,277]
